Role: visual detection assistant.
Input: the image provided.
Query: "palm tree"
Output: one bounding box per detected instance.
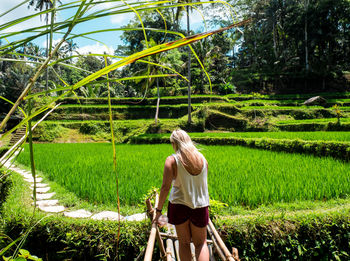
[28,0,61,91]
[65,39,78,64]
[175,0,205,124]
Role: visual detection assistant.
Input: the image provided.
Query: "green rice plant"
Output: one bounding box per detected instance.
[17,143,350,208]
[136,131,350,142]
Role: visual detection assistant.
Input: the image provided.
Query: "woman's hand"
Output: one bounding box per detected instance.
[152,208,162,225]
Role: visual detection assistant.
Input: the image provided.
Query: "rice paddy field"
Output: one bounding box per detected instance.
[17,143,350,208]
[138,131,350,142]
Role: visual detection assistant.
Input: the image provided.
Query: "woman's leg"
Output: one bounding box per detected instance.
[175,219,192,261]
[190,222,209,261]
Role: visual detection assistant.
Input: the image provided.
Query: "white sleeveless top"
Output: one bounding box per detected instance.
[169,153,210,209]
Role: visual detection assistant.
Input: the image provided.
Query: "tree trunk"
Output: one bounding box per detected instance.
[272,21,278,59]
[187,5,192,124]
[155,77,160,125]
[304,0,309,72]
[46,19,49,92]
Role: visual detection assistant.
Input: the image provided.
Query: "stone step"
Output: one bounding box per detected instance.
[124,212,147,222]
[64,209,92,218]
[30,187,51,193]
[24,177,43,183]
[33,192,55,200]
[30,183,49,188]
[38,205,65,213]
[91,211,124,221]
[34,200,59,207]
[21,173,40,179]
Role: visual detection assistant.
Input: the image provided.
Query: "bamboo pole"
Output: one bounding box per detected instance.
[190,243,196,260]
[174,240,180,261]
[207,223,226,261]
[208,244,215,261]
[208,220,236,261]
[144,222,157,261]
[166,226,176,261]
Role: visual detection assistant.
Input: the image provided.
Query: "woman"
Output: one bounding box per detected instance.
[153,129,210,261]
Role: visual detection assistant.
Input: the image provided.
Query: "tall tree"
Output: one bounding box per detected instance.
[28,0,61,91]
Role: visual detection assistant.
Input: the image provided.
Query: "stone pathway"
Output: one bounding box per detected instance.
[3,159,147,222]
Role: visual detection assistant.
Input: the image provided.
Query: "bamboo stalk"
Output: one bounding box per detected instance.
[144,222,157,261]
[190,242,196,260]
[166,226,175,261]
[208,220,236,261]
[174,240,180,261]
[208,244,215,261]
[207,223,226,261]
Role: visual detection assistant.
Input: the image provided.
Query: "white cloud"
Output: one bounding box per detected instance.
[76,43,114,55]
[42,38,62,48]
[110,12,134,26]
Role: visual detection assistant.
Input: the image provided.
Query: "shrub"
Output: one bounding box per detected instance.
[220,214,350,260]
[0,146,9,158]
[205,110,248,131]
[33,123,66,142]
[0,169,12,213]
[79,122,106,135]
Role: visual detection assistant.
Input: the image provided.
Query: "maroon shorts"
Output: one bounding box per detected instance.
[167,202,209,228]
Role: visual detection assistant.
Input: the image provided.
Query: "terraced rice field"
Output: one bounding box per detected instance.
[137,131,350,142]
[17,143,350,208]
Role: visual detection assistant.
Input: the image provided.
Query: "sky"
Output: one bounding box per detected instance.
[0,0,234,55]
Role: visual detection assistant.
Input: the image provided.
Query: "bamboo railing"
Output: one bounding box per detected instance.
[144,194,240,261]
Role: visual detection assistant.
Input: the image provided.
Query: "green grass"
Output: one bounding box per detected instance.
[59,104,192,108]
[276,118,350,125]
[137,131,350,142]
[241,105,325,110]
[40,119,179,125]
[17,143,350,208]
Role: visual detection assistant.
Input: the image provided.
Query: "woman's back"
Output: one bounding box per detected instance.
[169,152,209,209]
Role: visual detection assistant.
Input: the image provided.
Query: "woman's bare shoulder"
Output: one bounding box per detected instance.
[165,155,176,166]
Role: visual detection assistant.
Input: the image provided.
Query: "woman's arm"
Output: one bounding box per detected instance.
[153,156,175,222]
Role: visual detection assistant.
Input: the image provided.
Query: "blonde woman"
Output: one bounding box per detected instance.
[153,129,210,261]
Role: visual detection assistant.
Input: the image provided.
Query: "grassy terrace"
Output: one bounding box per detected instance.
[240,105,349,110]
[136,132,350,142]
[226,92,350,100]
[237,98,350,106]
[276,118,350,124]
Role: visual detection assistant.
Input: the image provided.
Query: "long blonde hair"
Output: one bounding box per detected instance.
[170,129,203,173]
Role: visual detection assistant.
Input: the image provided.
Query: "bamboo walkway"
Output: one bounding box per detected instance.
[142,194,240,261]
